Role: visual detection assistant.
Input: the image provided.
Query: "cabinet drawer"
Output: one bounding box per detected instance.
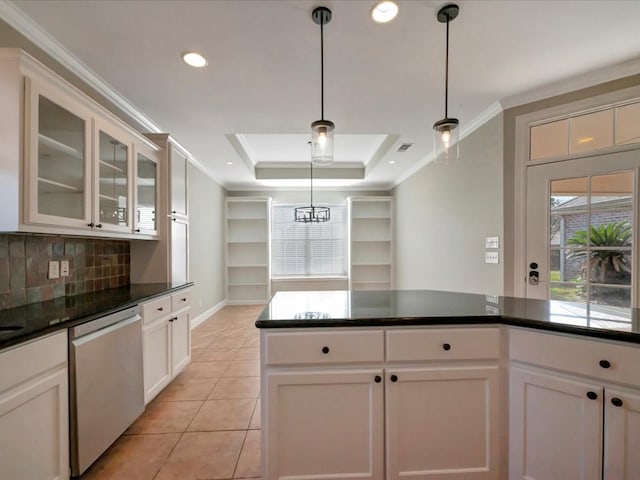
[386,328,501,362]
[142,295,172,324]
[265,330,384,365]
[509,328,640,386]
[0,331,67,392]
[171,289,192,311]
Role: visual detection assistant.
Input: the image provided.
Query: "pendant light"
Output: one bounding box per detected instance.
[294,157,330,223]
[310,6,335,166]
[433,3,460,164]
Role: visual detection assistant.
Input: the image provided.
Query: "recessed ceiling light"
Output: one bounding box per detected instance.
[371,1,398,23]
[182,52,207,68]
[225,161,233,165]
[388,160,396,164]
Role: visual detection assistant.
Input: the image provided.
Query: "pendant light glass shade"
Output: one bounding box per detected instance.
[311,119,335,166]
[433,117,459,164]
[433,4,460,164]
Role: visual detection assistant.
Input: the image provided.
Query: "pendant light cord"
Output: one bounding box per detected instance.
[444,14,450,118]
[320,15,325,120]
[310,161,314,207]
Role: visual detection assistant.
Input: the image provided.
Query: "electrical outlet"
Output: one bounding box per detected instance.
[485,252,499,264]
[60,260,70,277]
[485,294,499,304]
[48,261,60,279]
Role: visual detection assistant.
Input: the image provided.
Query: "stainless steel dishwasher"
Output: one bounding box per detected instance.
[69,306,145,477]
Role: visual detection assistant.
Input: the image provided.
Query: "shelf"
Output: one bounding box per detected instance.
[227,240,268,244]
[38,133,82,159]
[100,159,125,173]
[227,217,267,221]
[351,239,391,243]
[352,281,392,284]
[352,216,391,220]
[351,262,392,266]
[228,264,268,269]
[99,193,120,202]
[228,282,268,287]
[38,176,79,192]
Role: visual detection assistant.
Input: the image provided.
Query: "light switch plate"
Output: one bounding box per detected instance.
[60,260,69,277]
[48,261,60,279]
[485,236,500,249]
[485,252,499,264]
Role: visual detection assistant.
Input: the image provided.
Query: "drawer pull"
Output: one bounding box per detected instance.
[586,391,598,400]
[181,298,187,302]
[157,307,164,312]
[390,374,398,383]
[374,375,382,383]
[599,360,611,369]
[611,397,624,407]
[169,316,178,323]
[322,346,330,354]
[442,343,451,351]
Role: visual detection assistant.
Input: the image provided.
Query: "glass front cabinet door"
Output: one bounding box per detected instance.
[93,118,133,234]
[134,143,159,236]
[26,78,93,229]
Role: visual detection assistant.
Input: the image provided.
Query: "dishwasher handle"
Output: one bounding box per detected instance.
[70,307,140,339]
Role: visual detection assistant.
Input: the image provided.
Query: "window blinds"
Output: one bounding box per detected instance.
[271,204,347,276]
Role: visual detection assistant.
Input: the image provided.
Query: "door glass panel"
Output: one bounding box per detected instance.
[549,171,633,312]
[98,131,128,226]
[570,109,613,154]
[37,96,85,219]
[136,153,157,231]
[615,102,640,146]
[530,119,569,160]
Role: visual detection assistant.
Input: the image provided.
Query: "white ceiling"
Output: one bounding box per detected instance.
[4,0,640,190]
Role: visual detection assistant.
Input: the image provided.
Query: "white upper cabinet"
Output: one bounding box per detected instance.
[134,141,160,237]
[0,48,161,239]
[25,75,93,229]
[93,117,133,234]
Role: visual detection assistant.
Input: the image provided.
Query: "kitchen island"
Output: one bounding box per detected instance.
[257,290,640,480]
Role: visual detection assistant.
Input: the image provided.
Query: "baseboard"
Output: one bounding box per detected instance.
[190,299,227,330]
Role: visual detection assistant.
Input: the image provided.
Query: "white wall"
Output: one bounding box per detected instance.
[392,113,504,295]
[188,164,226,318]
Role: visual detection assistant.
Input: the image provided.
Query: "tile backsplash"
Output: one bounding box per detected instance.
[0,234,130,309]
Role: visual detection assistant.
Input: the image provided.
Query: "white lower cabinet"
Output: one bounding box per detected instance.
[604,388,640,479]
[262,327,501,480]
[509,328,640,480]
[0,331,69,480]
[142,289,192,404]
[386,366,500,480]
[509,367,603,480]
[265,370,384,480]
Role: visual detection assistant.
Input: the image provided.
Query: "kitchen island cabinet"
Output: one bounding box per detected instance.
[257,290,640,480]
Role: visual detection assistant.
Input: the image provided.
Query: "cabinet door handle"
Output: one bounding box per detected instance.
[135,228,140,233]
[157,307,164,312]
[390,374,398,383]
[95,223,103,229]
[599,360,611,369]
[169,316,178,323]
[181,298,187,302]
[442,343,451,351]
[611,397,624,407]
[321,346,330,354]
[586,391,598,400]
[87,222,94,228]
[374,375,382,383]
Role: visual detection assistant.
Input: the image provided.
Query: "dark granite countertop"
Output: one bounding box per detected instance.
[256,290,640,344]
[0,282,193,350]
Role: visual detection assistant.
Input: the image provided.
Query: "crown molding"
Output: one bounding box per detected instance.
[501,56,640,110]
[390,101,504,189]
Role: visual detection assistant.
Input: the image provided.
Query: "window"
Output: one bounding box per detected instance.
[271,204,347,277]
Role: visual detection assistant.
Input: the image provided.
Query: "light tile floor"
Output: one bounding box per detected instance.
[81,305,264,480]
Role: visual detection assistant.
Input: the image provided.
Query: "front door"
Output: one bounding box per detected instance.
[526,150,639,320]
